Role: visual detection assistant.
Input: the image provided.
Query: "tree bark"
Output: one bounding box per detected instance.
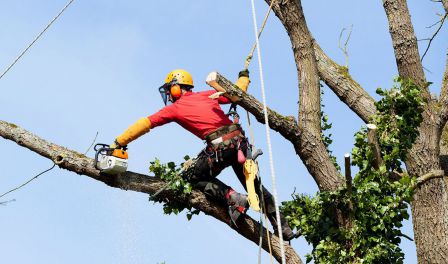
[383,0,428,96]
[0,120,303,264]
[410,178,448,263]
[279,0,321,136]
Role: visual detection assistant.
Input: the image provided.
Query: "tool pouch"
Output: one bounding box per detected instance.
[243,159,261,212]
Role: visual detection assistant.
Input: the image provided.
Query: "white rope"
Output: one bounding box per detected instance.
[248,0,286,263]
[0,0,76,81]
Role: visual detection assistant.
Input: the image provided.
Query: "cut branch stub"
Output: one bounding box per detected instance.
[367,124,383,170]
[344,153,352,190]
[344,153,354,223]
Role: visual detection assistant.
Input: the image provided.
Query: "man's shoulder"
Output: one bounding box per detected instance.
[193,90,215,96]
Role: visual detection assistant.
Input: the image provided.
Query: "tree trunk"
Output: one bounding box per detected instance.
[411,177,448,263]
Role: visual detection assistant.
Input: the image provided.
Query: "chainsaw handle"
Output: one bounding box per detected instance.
[94,143,109,151]
[94,144,109,170]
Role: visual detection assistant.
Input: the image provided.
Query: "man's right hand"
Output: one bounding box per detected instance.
[236,69,250,92]
[110,140,124,149]
[238,69,249,78]
[115,117,152,147]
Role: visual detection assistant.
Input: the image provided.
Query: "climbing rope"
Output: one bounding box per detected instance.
[248,0,286,263]
[238,0,279,262]
[258,172,275,264]
[244,0,275,70]
[0,0,76,81]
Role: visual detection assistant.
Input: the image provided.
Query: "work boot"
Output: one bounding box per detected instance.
[226,189,249,227]
[268,212,300,241]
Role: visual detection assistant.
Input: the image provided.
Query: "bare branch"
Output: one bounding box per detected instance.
[0,163,55,199]
[383,0,429,98]
[0,120,302,264]
[0,199,16,206]
[421,13,447,61]
[84,131,98,155]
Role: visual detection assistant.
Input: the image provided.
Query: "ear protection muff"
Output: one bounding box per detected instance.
[170,84,182,98]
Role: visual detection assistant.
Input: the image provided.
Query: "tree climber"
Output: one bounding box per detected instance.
[111,69,298,241]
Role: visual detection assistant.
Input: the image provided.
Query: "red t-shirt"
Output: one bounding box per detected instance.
[148,90,233,140]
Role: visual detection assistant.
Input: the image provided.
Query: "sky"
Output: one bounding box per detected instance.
[0,1,447,263]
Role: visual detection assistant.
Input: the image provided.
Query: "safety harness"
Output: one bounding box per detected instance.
[205,124,243,148]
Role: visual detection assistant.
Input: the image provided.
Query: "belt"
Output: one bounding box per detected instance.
[205,124,242,147]
[209,130,241,145]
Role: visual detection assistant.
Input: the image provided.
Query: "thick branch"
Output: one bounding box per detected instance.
[264,0,376,123]
[314,44,377,123]
[443,0,448,13]
[284,0,321,135]
[207,72,302,142]
[383,0,428,97]
[0,120,302,264]
[209,72,344,191]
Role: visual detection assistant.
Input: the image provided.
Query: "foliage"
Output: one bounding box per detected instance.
[320,85,341,171]
[148,156,200,220]
[282,78,425,263]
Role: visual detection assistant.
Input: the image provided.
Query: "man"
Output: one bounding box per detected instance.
[112,69,298,241]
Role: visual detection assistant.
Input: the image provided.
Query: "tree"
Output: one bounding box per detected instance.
[1,1,447,263]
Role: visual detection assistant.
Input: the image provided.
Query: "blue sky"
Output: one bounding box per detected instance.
[1,1,446,263]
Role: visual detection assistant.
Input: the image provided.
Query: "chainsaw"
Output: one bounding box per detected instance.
[94,143,128,174]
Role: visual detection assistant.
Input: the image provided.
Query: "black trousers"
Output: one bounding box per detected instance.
[189,139,277,215]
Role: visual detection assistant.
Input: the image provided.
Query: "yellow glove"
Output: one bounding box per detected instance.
[235,69,250,92]
[116,117,151,146]
[110,141,120,149]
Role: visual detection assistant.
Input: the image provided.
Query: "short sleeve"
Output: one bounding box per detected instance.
[148,105,176,128]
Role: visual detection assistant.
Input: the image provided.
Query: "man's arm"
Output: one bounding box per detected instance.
[115,117,151,147]
[114,106,175,147]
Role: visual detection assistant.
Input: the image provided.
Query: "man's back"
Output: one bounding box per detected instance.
[149,90,233,139]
